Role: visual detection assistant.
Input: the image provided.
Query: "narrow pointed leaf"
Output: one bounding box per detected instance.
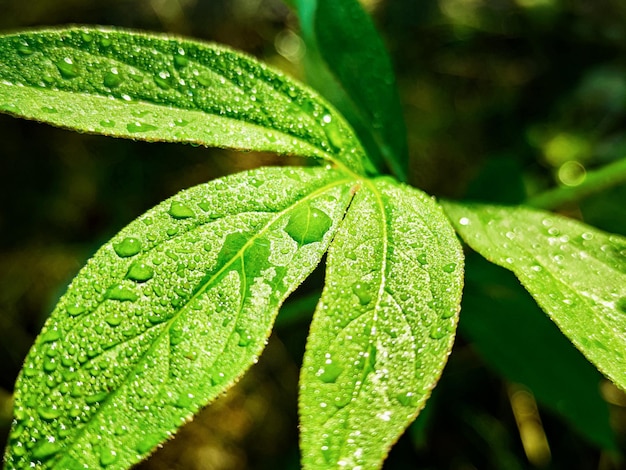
[293,0,408,180]
[443,201,626,392]
[4,166,356,470]
[0,27,366,173]
[299,179,464,469]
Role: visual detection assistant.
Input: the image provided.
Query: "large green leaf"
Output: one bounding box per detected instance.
[461,254,615,450]
[293,0,408,180]
[0,27,366,173]
[443,201,626,392]
[4,166,356,470]
[299,178,464,469]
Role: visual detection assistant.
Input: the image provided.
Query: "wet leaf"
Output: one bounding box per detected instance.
[4,166,355,469]
[293,0,408,180]
[443,201,626,392]
[0,27,366,173]
[299,178,464,469]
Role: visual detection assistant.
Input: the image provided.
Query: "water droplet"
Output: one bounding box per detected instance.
[40,328,61,343]
[173,118,189,127]
[285,204,332,245]
[100,119,115,128]
[318,360,343,383]
[429,325,447,339]
[32,439,62,460]
[99,447,118,467]
[106,284,138,302]
[17,44,34,56]
[236,327,252,347]
[105,312,123,327]
[616,297,626,314]
[41,106,57,113]
[85,391,108,405]
[154,71,172,89]
[417,253,428,265]
[66,303,85,317]
[395,391,419,407]
[136,433,161,454]
[442,263,456,273]
[174,49,189,68]
[55,58,78,79]
[168,201,195,219]
[37,406,61,421]
[459,217,470,226]
[43,356,57,373]
[127,122,158,133]
[126,261,154,282]
[351,282,372,305]
[113,237,142,257]
[103,70,122,88]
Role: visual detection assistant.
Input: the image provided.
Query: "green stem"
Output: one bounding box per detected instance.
[526,158,626,210]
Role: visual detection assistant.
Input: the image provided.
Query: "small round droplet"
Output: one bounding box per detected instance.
[126,261,154,282]
[318,361,343,383]
[459,217,470,226]
[99,447,118,467]
[113,237,142,257]
[351,281,372,305]
[285,204,332,245]
[442,263,456,273]
[100,119,116,128]
[417,253,428,265]
[168,201,195,219]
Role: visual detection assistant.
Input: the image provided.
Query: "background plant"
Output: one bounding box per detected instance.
[1,0,626,469]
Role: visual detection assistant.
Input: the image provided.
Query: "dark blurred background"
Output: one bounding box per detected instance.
[1,0,626,468]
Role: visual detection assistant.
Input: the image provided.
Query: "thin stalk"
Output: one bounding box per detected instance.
[526,158,626,210]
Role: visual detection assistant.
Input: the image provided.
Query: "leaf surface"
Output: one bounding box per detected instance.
[4,166,355,470]
[299,179,464,469]
[0,27,366,173]
[293,0,408,180]
[443,201,626,392]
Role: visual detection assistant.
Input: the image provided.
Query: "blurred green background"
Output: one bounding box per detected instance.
[1,0,626,468]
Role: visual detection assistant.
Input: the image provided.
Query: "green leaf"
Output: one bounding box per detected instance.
[299,178,464,469]
[293,0,408,180]
[442,201,626,392]
[461,254,615,450]
[4,166,356,470]
[0,27,366,174]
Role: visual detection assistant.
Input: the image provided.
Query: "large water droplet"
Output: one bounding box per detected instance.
[103,69,122,88]
[168,201,195,219]
[351,281,372,305]
[32,439,62,460]
[173,49,189,68]
[154,71,172,89]
[442,263,456,273]
[285,204,332,245]
[395,391,419,407]
[113,237,142,257]
[66,303,85,317]
[99,447,118,467]
[318,360,343,383]
[55,58,78,79]
[37,406,61,421]
[126,261,154,282]
[106,284,138,302]
[127,122,158,133]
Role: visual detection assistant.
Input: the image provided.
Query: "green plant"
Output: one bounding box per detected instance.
[1,0,625,469]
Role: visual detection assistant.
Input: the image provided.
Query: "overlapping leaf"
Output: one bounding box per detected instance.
[443,201,626,392]
[299,179,464,469]
[4,166,355,469]
[0,27,366,173]
[292,0,408,180]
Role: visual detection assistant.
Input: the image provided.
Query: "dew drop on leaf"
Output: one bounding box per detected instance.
[173,49,189,68]
[285,204,332,245]
[616,297,626,314]
[100,119,115,128]
[351,281,372,305]
[318,360,344,383]
[168,201,195,219]
[442,262,456,273]
[113,237,142,257]
[106,284,138,302]
[103,70,122,88]
[417,253,428,265]
[55,58,78,79]
[99,447,118,467]
[66,304,85,317]
[31,439,61,460]
[17,44,34,56]
[395,391,419,407]
[126,122,158,133]
[37,406,61,421]
[126,261,154,282]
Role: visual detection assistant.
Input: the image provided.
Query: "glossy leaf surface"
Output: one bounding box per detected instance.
[294,0,408,180]
[0,27,365,173]
[4,166,355,469]
[300,179,464,469]
[443,201,626,392]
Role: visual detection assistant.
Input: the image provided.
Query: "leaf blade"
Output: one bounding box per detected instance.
[294,0,408,179]
[0,27,366,173]
[299,179,464,468]
[443,201,626,392]
[4,166,356,470]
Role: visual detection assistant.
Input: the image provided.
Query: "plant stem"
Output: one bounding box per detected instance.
[526,158,626,210]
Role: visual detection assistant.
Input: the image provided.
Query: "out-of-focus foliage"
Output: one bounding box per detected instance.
[1,0,626,468]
